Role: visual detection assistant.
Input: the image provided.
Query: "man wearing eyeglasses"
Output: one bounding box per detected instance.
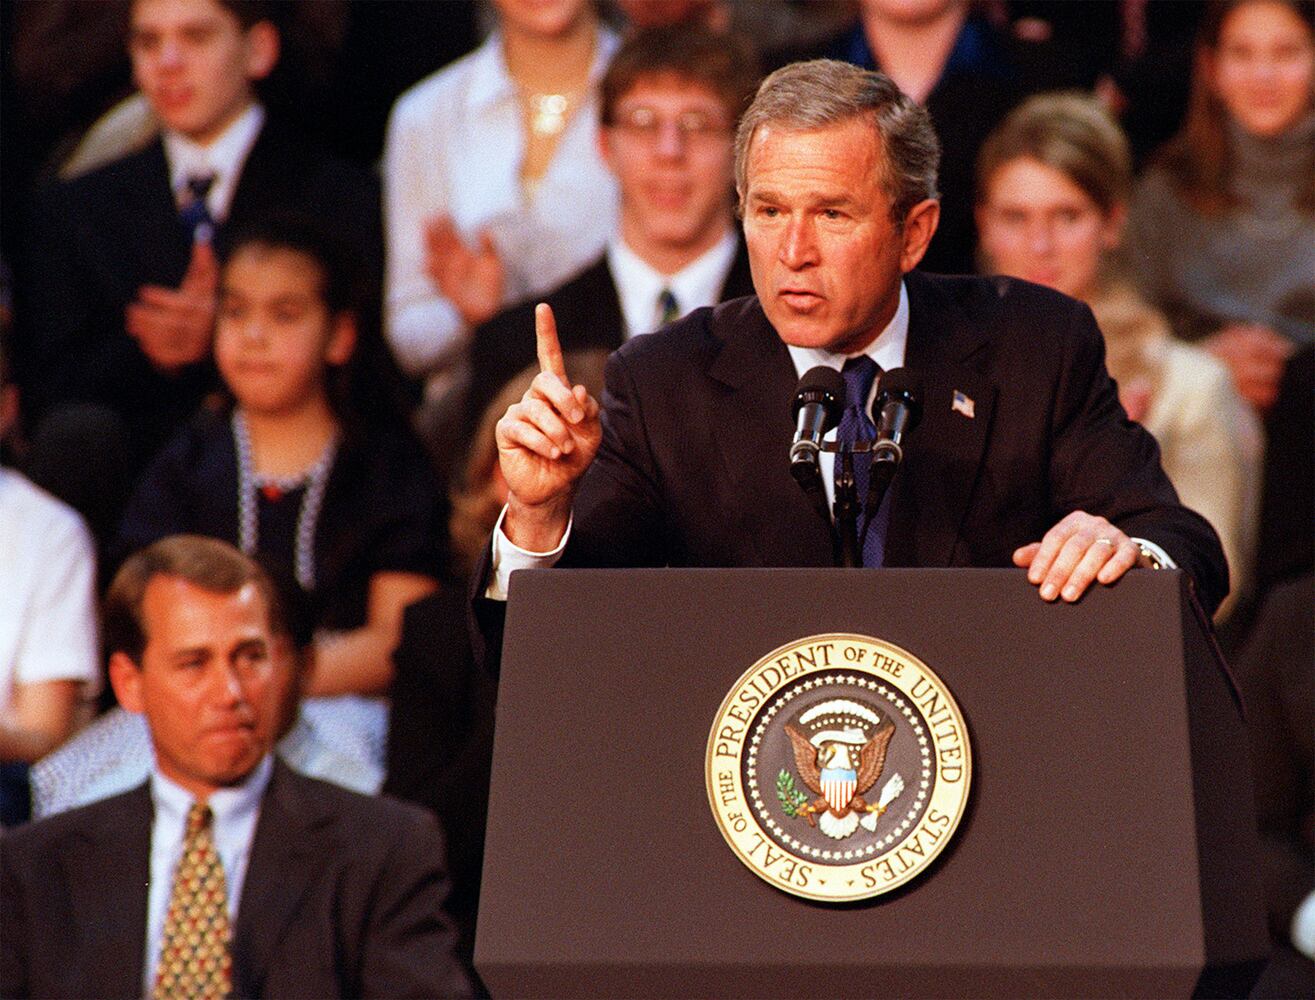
[465,24,760,435]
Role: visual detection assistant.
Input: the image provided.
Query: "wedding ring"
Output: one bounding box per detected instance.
[1095,537,1116,547]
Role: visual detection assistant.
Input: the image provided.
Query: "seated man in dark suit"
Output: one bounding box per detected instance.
[18,0,382,525]
[464,24,760,438]
[0,535,471,999]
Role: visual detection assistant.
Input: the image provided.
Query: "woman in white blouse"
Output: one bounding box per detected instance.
[382,0,619,397]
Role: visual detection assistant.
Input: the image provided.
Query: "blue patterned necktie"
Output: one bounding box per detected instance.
[179,173,216,242]
[837,356,890,567]
[657,287,679,328]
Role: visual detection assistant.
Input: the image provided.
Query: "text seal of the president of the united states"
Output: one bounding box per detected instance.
[706,634,971,902]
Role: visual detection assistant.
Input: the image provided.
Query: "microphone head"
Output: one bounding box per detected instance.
[873,367,924,429]
[791,365,846,430]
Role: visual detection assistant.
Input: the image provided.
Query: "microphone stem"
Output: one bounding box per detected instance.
[834,446,861,568]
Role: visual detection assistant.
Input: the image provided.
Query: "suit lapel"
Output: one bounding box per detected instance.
[66,785,152,997]
[571,257,626,351]
[231,761,334,998]
[105,142,194,287]
[887,272,998,567]
[222,122,298,251]
[707,299,835,566]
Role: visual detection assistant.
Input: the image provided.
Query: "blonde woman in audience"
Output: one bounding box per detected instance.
[383,0,619,401]
[1127,0,1315,411]
[976,92,1263,620]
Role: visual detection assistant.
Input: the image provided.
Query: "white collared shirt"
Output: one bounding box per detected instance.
[606,228,739,340]
[161,103,264,223]
[382,27,620,382]
[143,754,273,994]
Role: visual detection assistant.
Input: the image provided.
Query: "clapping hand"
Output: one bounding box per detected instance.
[425,215,504,328]
[125,239,219,372]
[495,303,601,551]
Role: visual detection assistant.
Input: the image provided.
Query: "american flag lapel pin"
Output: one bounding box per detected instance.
[951,390,975,419]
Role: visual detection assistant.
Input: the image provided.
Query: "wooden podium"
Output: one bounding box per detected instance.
[474,569,1268,997]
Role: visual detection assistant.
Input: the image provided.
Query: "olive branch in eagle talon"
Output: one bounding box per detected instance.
[776,770,809,817]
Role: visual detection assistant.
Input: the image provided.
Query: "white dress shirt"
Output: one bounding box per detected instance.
[144,754,273,995]
[382,27,619,382]
[162,103,265,223]
[606,228,739,340]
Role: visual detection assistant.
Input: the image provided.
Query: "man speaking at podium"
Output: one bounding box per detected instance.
[481,60,1227,623]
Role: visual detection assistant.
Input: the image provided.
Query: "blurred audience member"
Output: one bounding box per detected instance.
[0,535,471,999]
[1127,0,1314,411]
[465,24,759,443]
[20,0,382,536]
[0,323,99,826]
[816,0,1031,275]
[382,0,619,423]
[976,92,1262,619]
[116,216,444,700]
[1234,574,1314,997]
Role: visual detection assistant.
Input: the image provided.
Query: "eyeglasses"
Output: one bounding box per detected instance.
[611,105,731,145]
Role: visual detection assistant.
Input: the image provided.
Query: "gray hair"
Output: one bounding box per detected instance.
[734,59,940,224]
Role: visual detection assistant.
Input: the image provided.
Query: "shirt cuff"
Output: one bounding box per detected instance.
[485,504,572,600]
[1130,537,1177,570]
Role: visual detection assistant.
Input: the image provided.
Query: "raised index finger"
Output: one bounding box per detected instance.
[535,303,567,381]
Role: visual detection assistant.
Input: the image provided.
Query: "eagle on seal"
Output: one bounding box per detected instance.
[785,720,899,840]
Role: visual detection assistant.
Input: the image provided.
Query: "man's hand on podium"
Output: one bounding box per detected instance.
[1012,510,1139,603]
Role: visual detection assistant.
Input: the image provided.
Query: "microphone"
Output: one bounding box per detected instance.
[789,366,845,469]
[870,368,923,468]
[790,366,844,528]
[862,369,923,530]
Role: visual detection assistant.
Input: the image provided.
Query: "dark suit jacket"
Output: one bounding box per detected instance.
[0,761,472,999]
[509,271,1225,604]
[465,236,755,435]
[19,119,383,468]
[472,273,1228,677]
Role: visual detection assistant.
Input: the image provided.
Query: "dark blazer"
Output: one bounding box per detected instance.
[472,273,1228,677]
[20,119,383,467]
[465,236,755,434]
[0,761,472,999]
[488,271,1226,606]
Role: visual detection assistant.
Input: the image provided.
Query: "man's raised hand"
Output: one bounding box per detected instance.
[495,303,601,551]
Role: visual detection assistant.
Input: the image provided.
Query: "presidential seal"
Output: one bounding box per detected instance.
[705,634,971,902]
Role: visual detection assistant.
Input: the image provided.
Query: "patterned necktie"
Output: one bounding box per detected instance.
[656,287,680,328]
[179,174,216,242]
[836,356,889,567]
[154,803,232,1000]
